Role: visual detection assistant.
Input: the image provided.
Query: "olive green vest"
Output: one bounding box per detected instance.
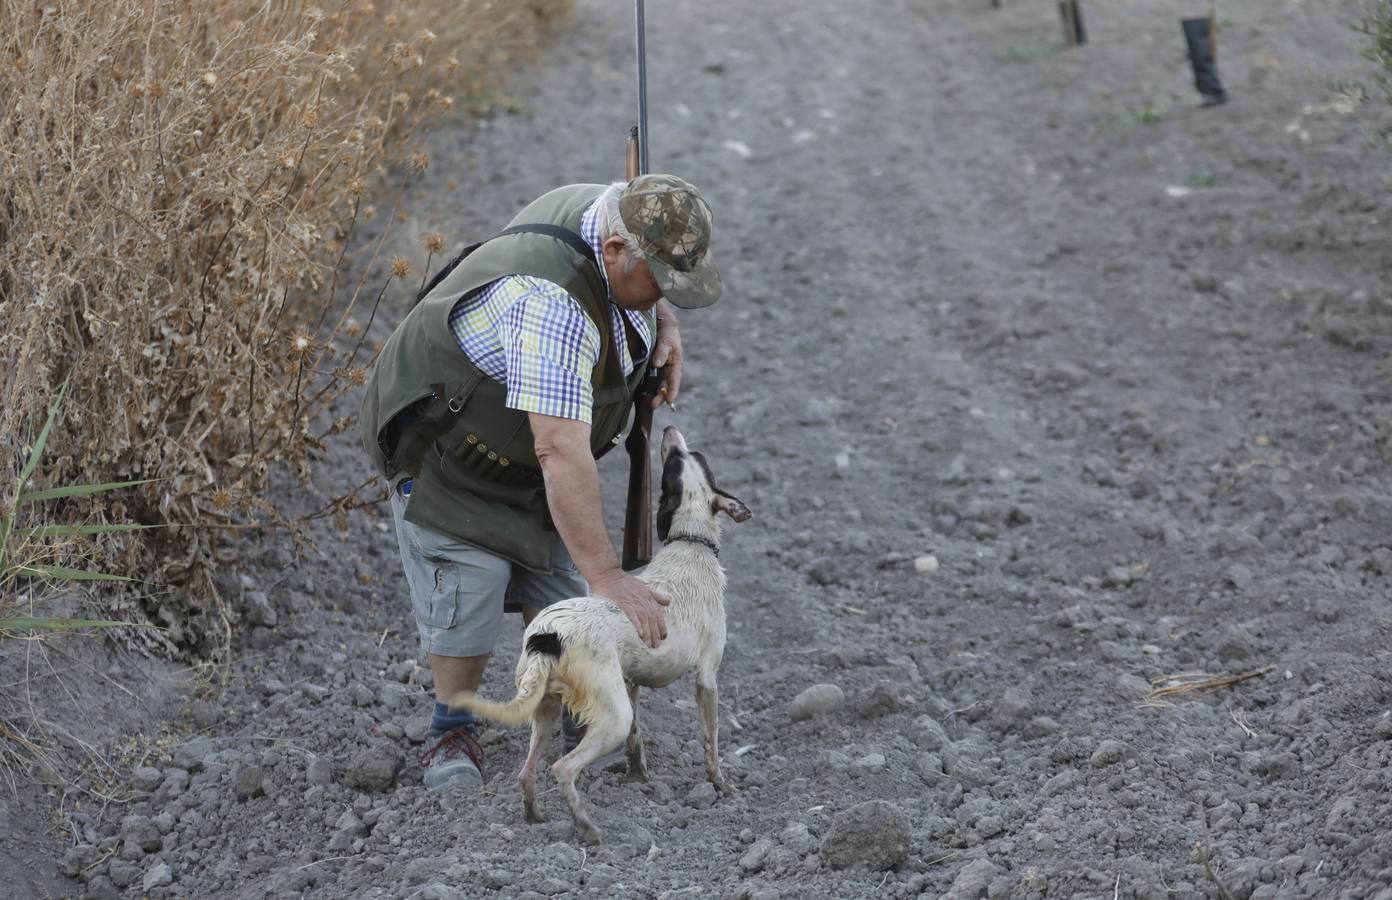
[360,184,647,572]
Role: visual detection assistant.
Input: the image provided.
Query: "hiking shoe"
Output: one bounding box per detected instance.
[420,727,484,790]
[561,711,627,770]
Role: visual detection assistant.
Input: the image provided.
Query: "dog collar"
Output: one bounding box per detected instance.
[664,533,720,557]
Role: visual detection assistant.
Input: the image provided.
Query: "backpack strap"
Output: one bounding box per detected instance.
[415,224,598,304]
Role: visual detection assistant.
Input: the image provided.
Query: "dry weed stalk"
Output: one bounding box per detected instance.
[0,0,571,659]
[1141,665,1275,708]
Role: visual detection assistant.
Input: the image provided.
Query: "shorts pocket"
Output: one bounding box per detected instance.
[416,560,460,629]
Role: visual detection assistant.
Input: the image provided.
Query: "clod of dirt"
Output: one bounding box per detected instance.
[119,815,161,854]
[142,862,173,891]
[818,800,910,870]
[789,683,845,721]
[944,857,1001,899]
[343,744,403,792]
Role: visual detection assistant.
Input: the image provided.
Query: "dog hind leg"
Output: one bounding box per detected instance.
[551,672,631,845]
[624,681,648,782]
[696,675,732,793]
[519,694,562,824]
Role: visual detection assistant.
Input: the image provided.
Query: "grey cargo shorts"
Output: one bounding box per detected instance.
[389,486,587,658]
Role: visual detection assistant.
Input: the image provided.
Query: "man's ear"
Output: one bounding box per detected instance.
[600,235,628,268]
[712,491,752,523]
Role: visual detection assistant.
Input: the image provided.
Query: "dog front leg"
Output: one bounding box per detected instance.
[624,681,649,782]
[695,677,732,793]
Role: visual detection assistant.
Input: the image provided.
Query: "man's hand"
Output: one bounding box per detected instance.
[590,569,669,648]
[650,301,683,409]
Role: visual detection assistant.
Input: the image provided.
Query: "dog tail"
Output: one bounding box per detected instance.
[444,632,563,726]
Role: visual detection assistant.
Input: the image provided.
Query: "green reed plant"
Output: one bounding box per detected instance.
[1,376,155,634]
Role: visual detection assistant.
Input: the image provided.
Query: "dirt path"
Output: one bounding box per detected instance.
[31,0,1392,897]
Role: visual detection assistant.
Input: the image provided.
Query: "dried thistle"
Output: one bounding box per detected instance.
[347,177,366,197]
[150,82,166,98]
[411,152,429,173]
[423,233,444,253]
[201,71,218,88]
[290,331,314,355]
[390,257,411,278]
[210,488,233,511]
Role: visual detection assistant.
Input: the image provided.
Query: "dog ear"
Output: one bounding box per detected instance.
[712,491,752,523]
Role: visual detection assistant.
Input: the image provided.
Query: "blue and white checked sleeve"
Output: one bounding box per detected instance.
[492,276,602,423]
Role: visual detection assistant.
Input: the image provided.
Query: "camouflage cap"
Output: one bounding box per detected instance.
[618,173,721,309]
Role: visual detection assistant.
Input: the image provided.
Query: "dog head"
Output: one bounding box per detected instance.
[656,426,752,541]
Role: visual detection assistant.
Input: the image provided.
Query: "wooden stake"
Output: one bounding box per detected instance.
[1058,1,1086,47]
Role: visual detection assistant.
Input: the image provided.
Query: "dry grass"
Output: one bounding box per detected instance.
[0,0,571,659]
[1140,665,1275,708]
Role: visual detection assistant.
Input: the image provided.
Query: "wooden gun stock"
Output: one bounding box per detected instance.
[621,367,662,571]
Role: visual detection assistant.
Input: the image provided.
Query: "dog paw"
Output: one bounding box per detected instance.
[625,765,650,783]
[712,778,737,796]
[574,820,602,846]
[524,806,547,824]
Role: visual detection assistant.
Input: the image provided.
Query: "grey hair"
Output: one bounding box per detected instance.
[598,182,645,274]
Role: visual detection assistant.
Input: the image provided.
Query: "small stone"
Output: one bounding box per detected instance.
[1224,564,1254,592]
[854,753,886,771]
[131,766,162,793]
[861,684,900,718]
[1312,597,1341,624]
[335,808,368,837]
[142,863,173,891]
[233,765,264,800]
[245,591,278,627]
[687,781,717,809]
[190,700,220,729]
[344,745,403,793]
[1089,740,1132,768]
[482,870,515,889]
[108,859,140,889]
[990,687,1032,732]
[120,814,162,853]
[1023,716,1060,738]
[779,823,818,856]
[60,845,98,878]
[740,838,774,872]
[914,555,940,574]
[1262,752,1300,780]
[913,714,952,751]
[306,755,335,786]
[819,800,911,871]
[945,858,1000,900]
[1375,718,1392,740]
[790,684,845,721]
[405,719,431,743]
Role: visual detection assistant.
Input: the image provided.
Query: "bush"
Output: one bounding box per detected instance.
[0,0,570,658]
[1361,1,1392,98]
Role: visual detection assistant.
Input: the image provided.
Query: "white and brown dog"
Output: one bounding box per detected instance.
[448,425,751,844]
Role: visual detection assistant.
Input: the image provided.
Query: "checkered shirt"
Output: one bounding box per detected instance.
[446,198,654,424]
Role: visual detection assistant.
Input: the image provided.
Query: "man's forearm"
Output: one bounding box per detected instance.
[534,429,621,583]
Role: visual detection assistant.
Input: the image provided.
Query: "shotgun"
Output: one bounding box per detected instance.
[620,124,662,571]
